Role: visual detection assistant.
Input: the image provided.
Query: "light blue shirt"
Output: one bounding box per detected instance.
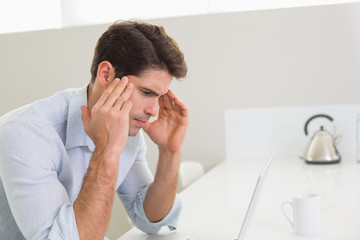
[0,85,181,239]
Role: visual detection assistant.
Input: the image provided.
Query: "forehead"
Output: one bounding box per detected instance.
[129,69,173,95]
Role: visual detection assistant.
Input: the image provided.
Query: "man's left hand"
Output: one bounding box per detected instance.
[143,89,189,153]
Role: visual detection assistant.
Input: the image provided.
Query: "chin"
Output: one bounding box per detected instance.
[128,127,141,137]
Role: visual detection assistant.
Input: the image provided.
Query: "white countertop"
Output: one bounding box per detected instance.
[118,157,360,240]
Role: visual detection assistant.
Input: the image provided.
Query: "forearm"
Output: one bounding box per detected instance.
[144,150,181,222]
[74,148,120,240]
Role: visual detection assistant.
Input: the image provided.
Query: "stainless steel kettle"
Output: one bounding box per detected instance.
[303,114,341,164]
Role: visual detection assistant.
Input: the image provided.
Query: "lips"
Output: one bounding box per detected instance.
[134,118,148,128]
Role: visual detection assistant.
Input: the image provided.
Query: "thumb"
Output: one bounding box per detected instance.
[81,105,90,131]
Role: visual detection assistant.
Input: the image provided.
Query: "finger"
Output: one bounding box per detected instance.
[119,100,133,124]
[158,94,165,114]
[121,99,133,113]
[167,89,189,117]
[161,91,175,110]
[114,83,134,110]
[95,78,121,107]
[104,77,130,108]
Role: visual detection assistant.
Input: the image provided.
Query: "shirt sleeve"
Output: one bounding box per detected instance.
[0,120,80,240]
[116,132,182,235]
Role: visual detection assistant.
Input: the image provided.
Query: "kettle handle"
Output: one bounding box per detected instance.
[304,114,333,136]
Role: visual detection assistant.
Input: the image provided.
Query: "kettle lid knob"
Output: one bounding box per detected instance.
[304,114,333,136]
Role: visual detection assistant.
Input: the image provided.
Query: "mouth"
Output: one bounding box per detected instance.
[133,118,148,128]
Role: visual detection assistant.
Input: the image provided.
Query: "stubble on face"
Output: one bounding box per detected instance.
[123,69,172,136]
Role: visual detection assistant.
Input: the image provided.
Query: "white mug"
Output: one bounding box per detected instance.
[281,192,320,236]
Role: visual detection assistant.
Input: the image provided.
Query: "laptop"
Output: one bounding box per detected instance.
[146,154,274,240]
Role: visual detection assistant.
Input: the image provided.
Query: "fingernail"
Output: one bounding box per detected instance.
[113,78,120,84]
[127,83,133,89]
[121,77,128,83]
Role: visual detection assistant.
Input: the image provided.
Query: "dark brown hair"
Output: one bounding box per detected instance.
[90,20,187,83]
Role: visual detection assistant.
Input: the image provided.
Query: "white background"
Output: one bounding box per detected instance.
[1,0,360,34]
[225,104,360,161]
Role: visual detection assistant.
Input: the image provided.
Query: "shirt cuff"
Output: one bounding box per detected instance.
[133,184,182,234]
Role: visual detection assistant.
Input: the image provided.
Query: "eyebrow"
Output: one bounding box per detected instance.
[139,87,164,97]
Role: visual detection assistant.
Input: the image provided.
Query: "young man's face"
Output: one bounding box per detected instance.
[126,69,172,136]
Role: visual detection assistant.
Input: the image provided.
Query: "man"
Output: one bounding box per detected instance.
[0,20,188,239]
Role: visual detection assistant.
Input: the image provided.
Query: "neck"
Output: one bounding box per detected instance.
[87,83,100,111]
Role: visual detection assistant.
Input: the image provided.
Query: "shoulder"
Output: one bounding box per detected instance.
[0,88,81,168]
[0,114,65,156]
[0,88,78,127]
[0,120,65,173]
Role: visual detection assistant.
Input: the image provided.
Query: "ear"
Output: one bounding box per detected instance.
[96,61,115,87]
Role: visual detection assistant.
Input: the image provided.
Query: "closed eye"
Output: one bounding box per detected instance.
[141,90,153,96]
[139,87,161,97]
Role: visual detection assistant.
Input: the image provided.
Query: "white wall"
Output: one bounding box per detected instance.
[3,0,360,34]
[1,3,360,173]
[148,2,360,171]
[2,3,360,239]
[225,104,360,161]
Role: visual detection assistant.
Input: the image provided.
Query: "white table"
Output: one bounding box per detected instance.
[118,157,360,239]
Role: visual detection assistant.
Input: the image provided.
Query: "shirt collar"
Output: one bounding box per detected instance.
[65,84,95,152]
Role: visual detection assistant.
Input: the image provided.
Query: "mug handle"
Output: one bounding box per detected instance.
[281,201,294,227]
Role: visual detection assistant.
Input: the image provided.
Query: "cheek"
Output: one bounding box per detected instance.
[128,101,138,116]
[128,91,139,110]
[128,93,144,115]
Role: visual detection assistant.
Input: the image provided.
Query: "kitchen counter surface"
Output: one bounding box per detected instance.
[118,157,360,239]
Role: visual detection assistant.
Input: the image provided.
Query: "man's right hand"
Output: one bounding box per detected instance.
[80,77,134,155]
[75,77,133,240]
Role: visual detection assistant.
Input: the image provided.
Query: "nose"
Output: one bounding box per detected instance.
[144,98,159,117]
